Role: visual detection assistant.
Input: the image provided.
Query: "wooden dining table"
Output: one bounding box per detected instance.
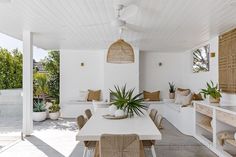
[76,108,162,142]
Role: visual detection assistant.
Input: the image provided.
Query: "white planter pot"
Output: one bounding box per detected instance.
[115,109,125,117]
[108,105,117,115]
[49,112,60,120]
[33,112,47,122]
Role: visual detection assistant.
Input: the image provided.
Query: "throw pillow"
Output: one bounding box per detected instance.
[176,88,191,96]
[192,92,203,101]
[174,93,183,104]
[181,93,193,106]
[78,91,89,101]
[143,91,160,101]
[87,90,101,101]
[175,93,192,106]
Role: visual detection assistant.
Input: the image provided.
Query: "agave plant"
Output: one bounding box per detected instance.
[200,81,221,99]
[33,101,46,112]
[110,85,147,117]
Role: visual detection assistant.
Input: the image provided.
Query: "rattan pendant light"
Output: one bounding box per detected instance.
[107,39,134,64]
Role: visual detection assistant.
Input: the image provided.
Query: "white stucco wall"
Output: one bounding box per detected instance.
[60,48,140,104]
[139,36,236,104]
[139,52,184,99]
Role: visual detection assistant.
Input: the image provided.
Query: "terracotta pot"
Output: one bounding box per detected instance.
[209,96,220,103]
[169,93,175,99]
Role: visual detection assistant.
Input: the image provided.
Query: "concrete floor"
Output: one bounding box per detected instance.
[0,118,217,157]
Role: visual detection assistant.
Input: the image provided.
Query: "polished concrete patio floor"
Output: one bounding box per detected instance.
[0,118,217,157]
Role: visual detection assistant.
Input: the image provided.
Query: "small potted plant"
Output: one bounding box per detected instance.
[33,101,47,122]
[200,81,222,103]
[110,85,147,118]
[169,82,175,99]
[49,101,60,120]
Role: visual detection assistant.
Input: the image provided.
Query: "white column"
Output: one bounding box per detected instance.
[22,31,33,135]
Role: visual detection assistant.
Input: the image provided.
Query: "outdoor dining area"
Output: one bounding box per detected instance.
[76,106,161,157]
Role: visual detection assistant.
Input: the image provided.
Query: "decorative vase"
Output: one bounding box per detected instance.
[169,93,175,99]
[115,109,125,117]
[109,105,117,115]
[49,111,60,120]
[209,96,220,103]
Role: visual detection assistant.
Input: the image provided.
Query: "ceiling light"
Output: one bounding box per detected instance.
[107,39,134,64]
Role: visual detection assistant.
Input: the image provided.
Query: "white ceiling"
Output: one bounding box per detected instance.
[0,0,236,52]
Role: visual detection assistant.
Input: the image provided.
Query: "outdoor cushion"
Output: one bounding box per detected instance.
[143,90,160,101]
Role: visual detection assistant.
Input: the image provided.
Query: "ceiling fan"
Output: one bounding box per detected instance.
[76,3,141,33]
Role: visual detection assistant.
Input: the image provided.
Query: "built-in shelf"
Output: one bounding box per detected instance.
[194,101,236,157]
[197,122,213,133]
[226,139,236,147]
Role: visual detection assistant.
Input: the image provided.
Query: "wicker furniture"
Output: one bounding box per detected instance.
[76,115,97,157]
[85,109,92,120]
[94,134,145,157]
[149,109,158,121]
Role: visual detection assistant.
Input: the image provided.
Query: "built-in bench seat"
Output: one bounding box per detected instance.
[148,101,194,136]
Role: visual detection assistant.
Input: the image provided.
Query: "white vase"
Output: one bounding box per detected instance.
[49,112,60,120]
[115,109,125,117]
[109,105,117,115]
[33,112,47,122]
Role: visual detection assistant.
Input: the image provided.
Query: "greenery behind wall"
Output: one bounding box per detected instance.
[0,48,60,103]
[0,48,22,89]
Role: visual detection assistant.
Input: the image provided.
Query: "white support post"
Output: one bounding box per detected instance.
[22,31,33,135]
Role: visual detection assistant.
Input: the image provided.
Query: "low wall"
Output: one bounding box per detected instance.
[0,89,22,118]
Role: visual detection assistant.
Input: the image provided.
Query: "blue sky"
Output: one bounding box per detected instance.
[0,33,48,61]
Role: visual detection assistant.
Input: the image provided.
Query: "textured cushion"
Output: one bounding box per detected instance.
[143,91,160,101]
[192,92,203,101]
[181,93,193,106]
[87,90,101,101]
[176,88,191,96]
[175,93,192,106]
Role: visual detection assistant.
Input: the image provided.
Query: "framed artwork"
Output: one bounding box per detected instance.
[193,44,210,73]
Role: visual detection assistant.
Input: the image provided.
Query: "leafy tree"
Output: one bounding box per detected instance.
[34,73,49,102]
[43,50,60,103]
[0,48,22,89]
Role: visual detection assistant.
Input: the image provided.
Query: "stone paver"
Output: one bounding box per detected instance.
[0,118,217,157]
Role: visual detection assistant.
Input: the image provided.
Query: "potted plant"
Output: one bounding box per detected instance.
[49,101,60,120]
[110,85,147,117]
[200,81,222,103]
[169,82,175,99]
[33,101,47,122]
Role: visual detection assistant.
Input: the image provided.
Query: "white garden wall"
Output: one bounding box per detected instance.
[0,89,22,118]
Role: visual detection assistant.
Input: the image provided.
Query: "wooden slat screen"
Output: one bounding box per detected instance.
[219,28,236,93]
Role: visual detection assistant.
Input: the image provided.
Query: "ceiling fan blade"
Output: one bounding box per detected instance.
[120,4,139,20]
[125,23,145,32]
[76,22,111,28]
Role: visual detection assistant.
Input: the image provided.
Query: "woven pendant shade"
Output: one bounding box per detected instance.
[107,39,134,64]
